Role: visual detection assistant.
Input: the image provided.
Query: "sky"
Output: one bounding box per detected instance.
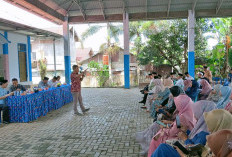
[0,0,218,52]
[73,24,108,52]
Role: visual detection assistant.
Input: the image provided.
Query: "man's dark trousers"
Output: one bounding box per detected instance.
[0,104,10,123]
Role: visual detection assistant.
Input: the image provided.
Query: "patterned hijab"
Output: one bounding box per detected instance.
[207,129,232,157]
[188,100,216,139]
[204,109,232,133]
[217,86,232,109]
[151,79,165,93]
[207,84,223,103]
[163,78,174,88]
[200,79,212,95]
[153,79,163,86]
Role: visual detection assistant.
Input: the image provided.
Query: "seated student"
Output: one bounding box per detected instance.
[0,80,14,124]
[56,76,61,84]
[175,73,184,90]
[198,79,212,100]
[48,76,57,87]
[206,129,232,157]
[203,66,213,84]
[228,68,232,83]
[140,73,156,105]
[145,78,165,112]
[185,80,199,101]
[197,72,210,85]
[150,87,171,118]
[170,72,177,84]
[38,77,49,88]
[151,109,232,157]
[225,90,232,113]
[184,72,194,80]
[207,84,223,103]
[150,78,173,118]
[154,86,185,120]
[184,80,192,92]
[216,86,231,109]
[9,78,26,92]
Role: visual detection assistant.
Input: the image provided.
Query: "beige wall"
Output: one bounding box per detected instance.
[81,71,138,87]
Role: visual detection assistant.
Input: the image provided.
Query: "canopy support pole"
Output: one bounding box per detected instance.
[188,10,195,78]
[123,11,130,89]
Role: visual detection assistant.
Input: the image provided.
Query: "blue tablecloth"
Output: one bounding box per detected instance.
[5,85,73,123]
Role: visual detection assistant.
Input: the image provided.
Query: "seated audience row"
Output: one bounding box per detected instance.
[137,71,232,157]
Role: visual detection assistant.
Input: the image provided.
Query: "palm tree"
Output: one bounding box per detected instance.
[81,23,123,81]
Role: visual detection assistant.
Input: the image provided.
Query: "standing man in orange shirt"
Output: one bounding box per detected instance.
[203,66,212,84]
[71,65,90,116]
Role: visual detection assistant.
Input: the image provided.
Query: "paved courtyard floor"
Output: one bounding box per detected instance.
[0,88,152,157]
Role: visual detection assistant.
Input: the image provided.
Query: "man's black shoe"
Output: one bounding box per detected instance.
[141,106,147,109]
[139,100,145,103]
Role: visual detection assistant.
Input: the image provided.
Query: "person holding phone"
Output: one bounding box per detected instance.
[0,80,14,124]
[71,65,90,116]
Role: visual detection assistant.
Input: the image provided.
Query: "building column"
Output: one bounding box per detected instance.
[53,38,57,76]
[188,10,195,78]
[27,35,32,82]
[3,31,9,81]
[123,12,130,89]
[63,16,71,84]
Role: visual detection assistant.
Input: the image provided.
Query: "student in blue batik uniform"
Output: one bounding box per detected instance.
[0,80,14,124]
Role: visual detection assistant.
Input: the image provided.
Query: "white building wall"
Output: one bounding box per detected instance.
[0,44,2,54]
[7,32,28,83]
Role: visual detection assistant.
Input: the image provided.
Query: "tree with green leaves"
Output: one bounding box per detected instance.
[137,19,208,73]
[39,59,47,80]
[208,18,232,76]
[88,61,109,87]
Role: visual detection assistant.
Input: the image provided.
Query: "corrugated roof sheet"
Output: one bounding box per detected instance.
[4,0,232,23]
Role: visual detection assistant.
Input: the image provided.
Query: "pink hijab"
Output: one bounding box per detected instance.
[200,79,212,95]
[174,94,196,130]
[184,80,192,91]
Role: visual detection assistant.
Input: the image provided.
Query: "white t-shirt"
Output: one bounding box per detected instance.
[48,80,57,87]
[197,79,202,85]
